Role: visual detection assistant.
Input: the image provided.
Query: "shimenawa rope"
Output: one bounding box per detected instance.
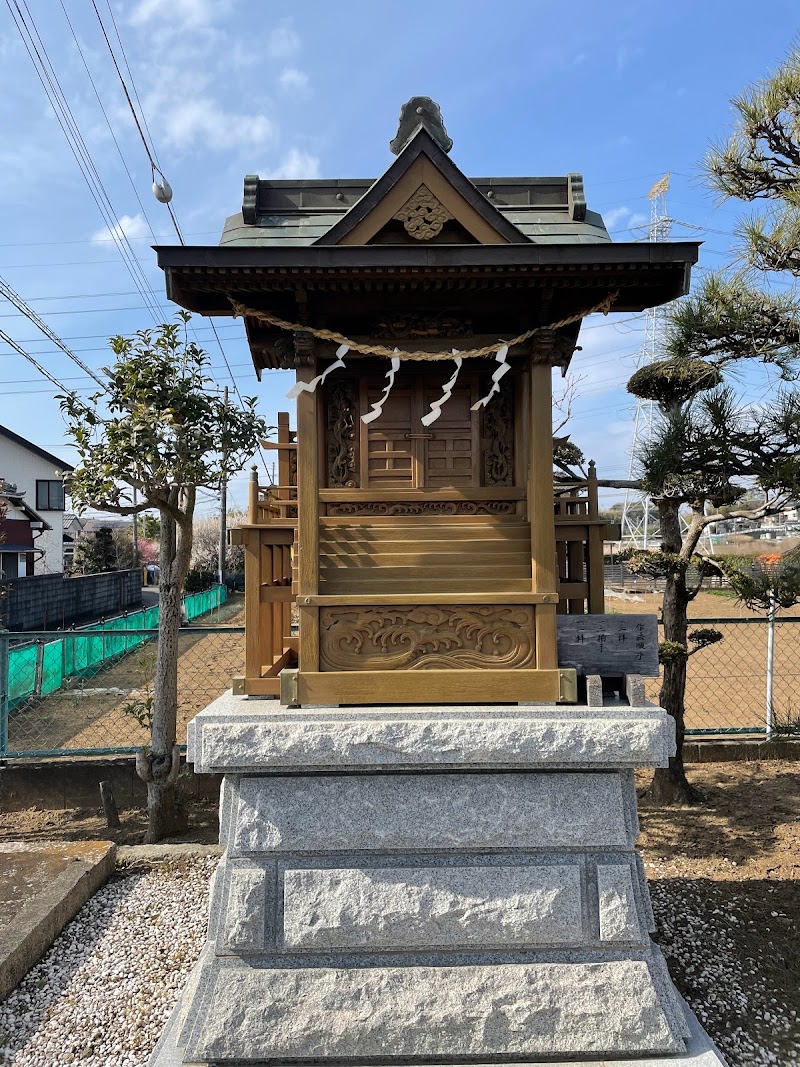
[228,291,619,362]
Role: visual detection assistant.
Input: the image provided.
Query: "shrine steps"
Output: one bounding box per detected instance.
[318,520,532,595]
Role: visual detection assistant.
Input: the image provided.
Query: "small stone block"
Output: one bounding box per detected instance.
[624,674,647,706]
[586,674,604,707]
[598,863,642,943]
[223,869,266,952]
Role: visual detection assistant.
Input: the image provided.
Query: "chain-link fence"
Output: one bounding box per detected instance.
[645,617,800,736]
[1,615,797,758]
[1,625,246,758]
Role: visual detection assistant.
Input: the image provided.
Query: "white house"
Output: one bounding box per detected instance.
[0,424,74,575]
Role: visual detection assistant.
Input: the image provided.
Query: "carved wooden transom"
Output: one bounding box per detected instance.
[392,185,452,240]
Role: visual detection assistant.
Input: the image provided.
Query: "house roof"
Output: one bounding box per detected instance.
[0,482,52,529]
[0,423,74,472]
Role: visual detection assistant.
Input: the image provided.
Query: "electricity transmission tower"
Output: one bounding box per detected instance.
[620,174,671,549]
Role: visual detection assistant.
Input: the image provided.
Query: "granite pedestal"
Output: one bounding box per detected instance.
[150,698,727,1067]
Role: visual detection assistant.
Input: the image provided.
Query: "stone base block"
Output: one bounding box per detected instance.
[149,698,728,1066]
[187,697,676,774]
[151,964,726,1066]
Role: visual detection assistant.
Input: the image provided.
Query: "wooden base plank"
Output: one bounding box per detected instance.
[232,676,282,696]
[298,592,559,607]
[297,668,575,706]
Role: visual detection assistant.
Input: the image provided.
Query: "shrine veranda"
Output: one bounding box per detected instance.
[149,99,726,1066]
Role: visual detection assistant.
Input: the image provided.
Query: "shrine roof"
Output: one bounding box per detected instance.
[218,175,610,248]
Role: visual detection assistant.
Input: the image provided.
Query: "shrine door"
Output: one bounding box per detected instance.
[360,374,480,489]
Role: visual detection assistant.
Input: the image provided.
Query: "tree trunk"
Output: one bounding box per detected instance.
[135,507,186,842]
[645,500,702,805]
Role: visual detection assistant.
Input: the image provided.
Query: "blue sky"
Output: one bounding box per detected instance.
[1,0,797,515]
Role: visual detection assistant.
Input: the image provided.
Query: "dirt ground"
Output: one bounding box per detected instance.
[7,598,246,755]
[608,587,800,620]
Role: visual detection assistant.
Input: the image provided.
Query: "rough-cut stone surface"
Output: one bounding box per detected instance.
[185,960,687,1062]
[187,697,676,774]
[282,864,585,949]
[598,864,642,943]
[154,983,727,1066]
[223,869,265,952]
[232,772,630,855]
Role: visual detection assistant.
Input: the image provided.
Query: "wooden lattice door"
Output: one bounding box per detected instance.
[359,374,480,489]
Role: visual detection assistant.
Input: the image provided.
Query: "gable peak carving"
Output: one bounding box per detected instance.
[392,185,453,241]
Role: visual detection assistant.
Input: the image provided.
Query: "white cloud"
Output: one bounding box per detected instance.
[265,148,321,180]
[603,205,648,235]
[91,213,150,244]
[130,0,228,29]
[157,98,275,152]
[603,206,632,231]
[268,20,300,58]
[279,67,310,95]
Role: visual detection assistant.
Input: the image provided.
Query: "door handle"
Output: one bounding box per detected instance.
[405,432,434,440]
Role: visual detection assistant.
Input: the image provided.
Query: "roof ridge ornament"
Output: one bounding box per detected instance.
[390,97,453,155]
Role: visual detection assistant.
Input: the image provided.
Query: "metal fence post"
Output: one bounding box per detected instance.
[0,631,9,759]
[765,592,776,742]
[33,639,45,699]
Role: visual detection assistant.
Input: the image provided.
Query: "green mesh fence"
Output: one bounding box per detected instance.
[6,586,226,711]
[184,585,227,621]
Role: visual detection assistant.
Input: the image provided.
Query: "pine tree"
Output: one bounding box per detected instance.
[619,43,800,802]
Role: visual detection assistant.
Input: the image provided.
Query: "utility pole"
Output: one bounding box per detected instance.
[218,386,228,587]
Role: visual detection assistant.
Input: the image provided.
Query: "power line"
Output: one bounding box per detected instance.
[0,275,105,386]
[86,3,269,477]
[0,330,73,395]
[59,0,159,247]
[5,0,164,325]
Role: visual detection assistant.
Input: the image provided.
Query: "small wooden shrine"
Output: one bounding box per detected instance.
[157,98,698,707]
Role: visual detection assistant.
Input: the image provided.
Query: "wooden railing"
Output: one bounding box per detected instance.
[230,414,299,695]
[554,463,605,614]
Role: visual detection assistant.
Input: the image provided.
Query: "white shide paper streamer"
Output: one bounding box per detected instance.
[471,344,510,410]
[361,352,401,425]
[421,352,463,427]
[285,344,349,400]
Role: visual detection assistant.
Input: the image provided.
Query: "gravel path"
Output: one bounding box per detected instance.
[0,854,797,1066]
[0,858,216,1067]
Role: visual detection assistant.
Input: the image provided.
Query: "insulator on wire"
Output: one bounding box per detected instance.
[152,177,173,204]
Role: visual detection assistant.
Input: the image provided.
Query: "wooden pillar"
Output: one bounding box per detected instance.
[244,528,263,679]
[529,362,558,669]
[586,461,605,614]
[296,362,320,672]
[277,411,290,510]
[247,465,258,524]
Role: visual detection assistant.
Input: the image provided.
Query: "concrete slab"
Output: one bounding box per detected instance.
[0,840,116,1001]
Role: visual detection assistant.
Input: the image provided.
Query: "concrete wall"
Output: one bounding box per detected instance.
[1,569,142,632]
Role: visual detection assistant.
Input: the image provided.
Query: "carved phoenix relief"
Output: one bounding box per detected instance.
[320,606,535,671]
